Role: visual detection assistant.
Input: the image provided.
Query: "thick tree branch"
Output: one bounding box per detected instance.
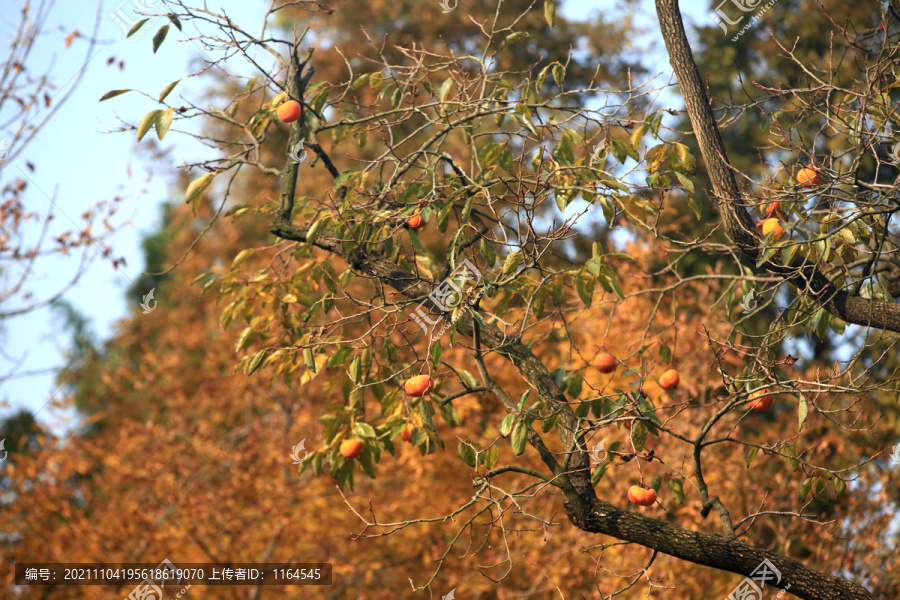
[564,497,876,600]
[655,0,900,334]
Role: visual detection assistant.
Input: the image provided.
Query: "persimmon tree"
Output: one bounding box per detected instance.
[8,0,900,598]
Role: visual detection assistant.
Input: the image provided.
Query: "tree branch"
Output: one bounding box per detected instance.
[564,496,875,600]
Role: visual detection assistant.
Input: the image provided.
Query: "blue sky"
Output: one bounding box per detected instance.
[0,0,712,433]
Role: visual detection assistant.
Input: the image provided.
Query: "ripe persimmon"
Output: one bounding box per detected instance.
[276,100,301,123]
[749,391,774,412]
[763,200,781,218]
[796,167,821,188]
[595,352,617,374]
[404,374,433,397]
[339,438,363,458]
[628,485,657,506]
[760,218,785,241]
[407,209,426,230]
[659,368,680,390]
[401,423,413,443]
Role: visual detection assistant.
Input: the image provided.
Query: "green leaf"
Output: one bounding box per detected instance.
[154,107,174,140]
[438,401,460,426]
[575,272,593,307]
[502,251,523,276]
[184,172,215,209]
[541,413,558,433]
[333,171,353,190]
[419,400,436,432]
[430,340,442,370]
[247,349,267,375]
[651,112,664,138]
[127,18,149,38]
[746,446,760,468]
[566,372,583,398]
[511,105,537,136]
[552,64,564,88]
[674,171,695,194]
[158,79,182,103]
[457,442,477,467]
[303,347,316,373]
[499,413,516,437]
[511,421,528,456]
[406,228,428,252]
[352,422,376,439]
[756,244,779,267]
[668,478,684,504]
[479,238,496,266]
[631,421,648,451]
[610,138,638,163]
[584,256,601,277]
[137,109,163,141]
[458,369,480,389]
[327,347,353,369]
[99,89,133,102]
[461,195,474,225]
[798,396,810,429]
[501,32,529,49]
[351,73,370,90]
[231,248,255,270]
[543,0,556,27]
[687,195,704,219]
[499,146,514,173]
[483,445,499,470]
[671,142,697,175]
[591,461,610,487]
[517,389,531,411]
[783,444,800,471]
[349,355,362,383]
[659,343,672,365]
[650,475,662,491]
[152,25,169,53]
[437,78,454,102]
[800,476,813,501]
[834,477,846,497]
[306,217,325,245]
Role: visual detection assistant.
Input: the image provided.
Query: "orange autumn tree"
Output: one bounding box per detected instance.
[6,0,900,599]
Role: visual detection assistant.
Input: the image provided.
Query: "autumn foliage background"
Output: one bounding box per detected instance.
[2,0,900,598]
